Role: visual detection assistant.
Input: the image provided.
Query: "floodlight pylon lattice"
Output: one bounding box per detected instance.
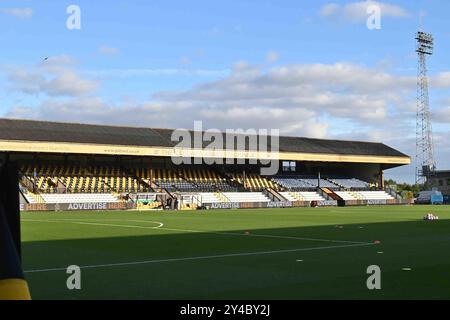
[415,31,436,186]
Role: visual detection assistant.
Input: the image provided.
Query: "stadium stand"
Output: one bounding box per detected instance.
[179,168,237,192]
[280,192,325,202]
[199,193,223,204]
[335,191,358,201]
[157,180,197,192]
[230,174,279,191]
[330,178,370,190]
[222,192,271,203]
[17,162,397,207]
[20,163,244,197]
[21,191,37,204]
[272,176,339,190]
[272,177,315,190]
[301,179,339,189]
[0,118,409,158]
[20,164,149,194]
[40,193,120,204]
[0,119,411,209]
[355,191,394,201]
[133,167,237,192]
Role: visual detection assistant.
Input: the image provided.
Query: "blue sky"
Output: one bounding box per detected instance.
[0,0,449,182]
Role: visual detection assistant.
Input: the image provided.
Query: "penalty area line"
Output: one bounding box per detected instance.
[24,242,375,274]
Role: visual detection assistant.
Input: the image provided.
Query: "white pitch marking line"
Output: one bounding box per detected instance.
[160,225,364,244]
[22,219,164,230]
[220,232,368,245]
[71,221,164,229]
[22,219,368,245]
[402,268,412,271]
[24,242,375,274]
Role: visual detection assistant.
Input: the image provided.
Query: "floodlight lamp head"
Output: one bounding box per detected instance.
[416,31,434,55]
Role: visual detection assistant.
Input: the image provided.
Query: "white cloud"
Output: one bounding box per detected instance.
[320,4,340,17]
[83,68,229,78]
[44,70,99,96]
[6,97,173,129]
[320,1,410,22]
[41,55,77,66]
[152,62,416,130]
[5,61,422,135]
[5,55,99,97]
[4,60,450,183]
[431,72,450,88]
[0,7,33,19]
[434,107,450,123]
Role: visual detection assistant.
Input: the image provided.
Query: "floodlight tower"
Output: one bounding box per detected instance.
[415,31,436,186]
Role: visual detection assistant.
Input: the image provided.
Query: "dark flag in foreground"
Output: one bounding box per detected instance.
[0,163,31,300]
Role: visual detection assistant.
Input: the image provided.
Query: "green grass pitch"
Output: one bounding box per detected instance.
[21,205,450,300]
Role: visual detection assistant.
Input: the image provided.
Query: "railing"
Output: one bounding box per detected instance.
[385,185,402,200]
[263,188,286,202]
